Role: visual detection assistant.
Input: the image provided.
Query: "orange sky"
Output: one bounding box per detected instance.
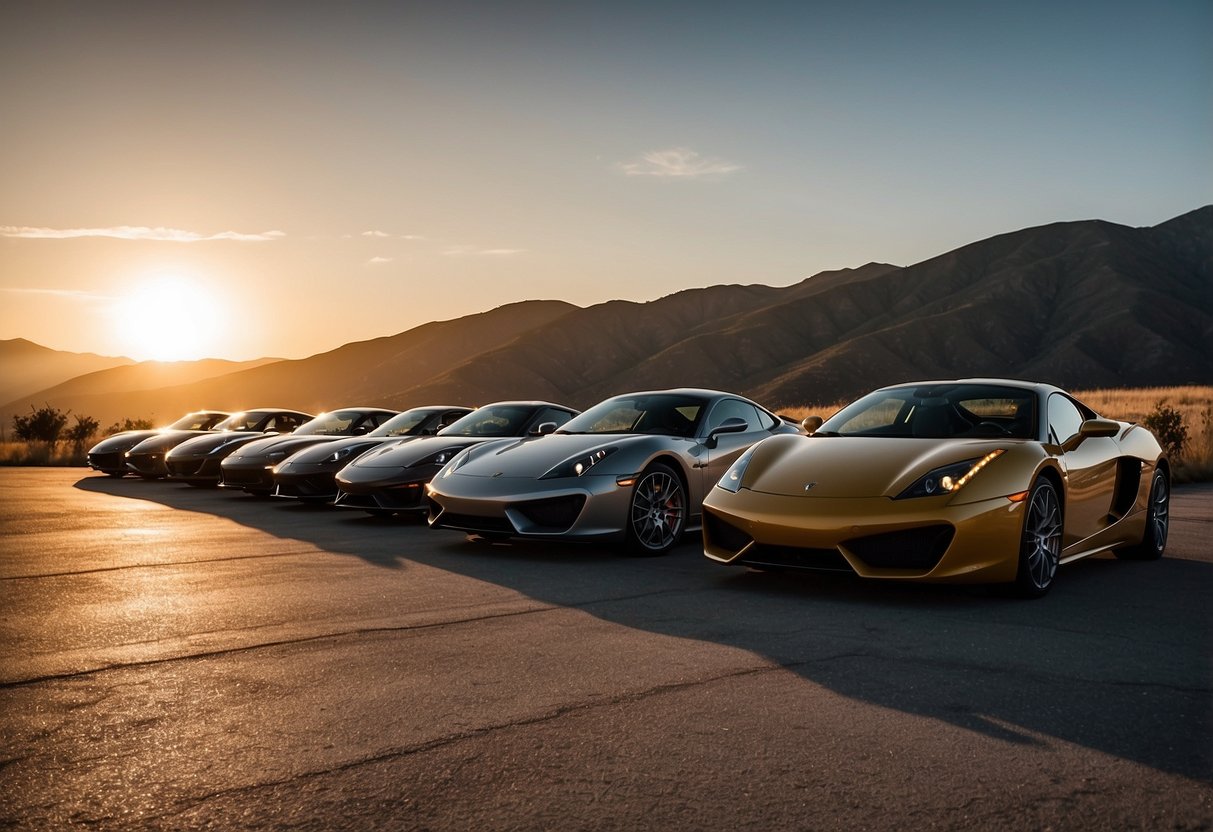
[2,2,1210,362]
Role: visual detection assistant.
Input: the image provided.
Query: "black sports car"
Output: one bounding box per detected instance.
[86,411,229,477]
[125,408,311,479]
[218,407,399,494]
[333,401,578,515]
[271,406,473,501]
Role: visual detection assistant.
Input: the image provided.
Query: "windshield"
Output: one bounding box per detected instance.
[168,412,227,431]
[371,409,432,437]
[295,410,371,436]
[559,394,706,437]
[215,412,263,432]
[440,405,536,437]
[819,384,1037,439]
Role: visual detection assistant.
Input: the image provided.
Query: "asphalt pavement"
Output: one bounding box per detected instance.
[1,469,1210,830]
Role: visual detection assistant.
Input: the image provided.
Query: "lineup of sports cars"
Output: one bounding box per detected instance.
[86,379,1171,597]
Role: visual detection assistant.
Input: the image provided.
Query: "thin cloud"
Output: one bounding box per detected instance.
[361,230,425,240]
[0,225,286,242]
[442,246,527,256]
[366,256,394,265]
[1,287,113,301]
[618,147,742,178]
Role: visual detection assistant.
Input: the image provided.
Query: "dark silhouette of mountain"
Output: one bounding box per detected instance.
[7,208,1210,425]
[0,339,133,407]
[0,356,282,425]
[3,300,576,427]
[387,207,1211,408]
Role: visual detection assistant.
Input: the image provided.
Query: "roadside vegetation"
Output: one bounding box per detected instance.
[782,385,1213,483]
[5,388,1212,482]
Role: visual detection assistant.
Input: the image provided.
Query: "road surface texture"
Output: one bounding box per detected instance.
[1,469,1210,830]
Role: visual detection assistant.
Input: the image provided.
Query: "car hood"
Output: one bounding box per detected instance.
[285,435,412,464]
[88,430,158,453]
[127,429,215,453]
[169,431,263,456]
[345,435,485,469]
[227,434,339,461]
[450,433,655,479]
[744,436,1011,498]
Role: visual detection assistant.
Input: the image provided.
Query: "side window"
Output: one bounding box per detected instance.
[1047,394,1085,445]
[533,407,575,429]
[704,399,763,434]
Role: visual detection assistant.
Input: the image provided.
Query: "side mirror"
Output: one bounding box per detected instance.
[530,421,558,437]
[801,416,823,435]
[1078,418,1119,438]
[706,417,748,448]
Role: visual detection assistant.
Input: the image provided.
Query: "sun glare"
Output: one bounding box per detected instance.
[114,277,226,361]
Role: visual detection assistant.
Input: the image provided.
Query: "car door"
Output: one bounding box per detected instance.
[694,399,772,501]
[1048,393,1118,547]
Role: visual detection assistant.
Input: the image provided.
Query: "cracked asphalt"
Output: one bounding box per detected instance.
[1,469,1210,830]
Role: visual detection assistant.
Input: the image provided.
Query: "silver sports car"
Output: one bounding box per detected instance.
[333,401,580,515]
[426,389,803,554]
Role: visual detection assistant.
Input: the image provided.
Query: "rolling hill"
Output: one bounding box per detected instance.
[6,207,1210,425]
[0,339,133,406]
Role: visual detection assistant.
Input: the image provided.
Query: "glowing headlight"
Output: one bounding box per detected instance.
[716,447,756,493]
[325,445,367,464]
[896,450,1004,499]
[540,447,617,479]
[411,447,464,468]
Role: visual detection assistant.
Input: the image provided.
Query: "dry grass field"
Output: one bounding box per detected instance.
[780,386,1213,482]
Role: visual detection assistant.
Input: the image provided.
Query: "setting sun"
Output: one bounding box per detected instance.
[113,277,225,361]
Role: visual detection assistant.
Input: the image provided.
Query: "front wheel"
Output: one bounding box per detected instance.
[626,463,687,556]
[1116,469,1169,561]
[1013,478,1062,598]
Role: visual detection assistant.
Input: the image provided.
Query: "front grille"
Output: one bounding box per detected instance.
[741,544,852,572]
[166,459,205,477]
[703,512,753,554]
[843,525,954,571]
[433,512,515,534]
[511,495,586,531]
[88,452,123,470]
[277,474,337,499]
[221,468,267,487]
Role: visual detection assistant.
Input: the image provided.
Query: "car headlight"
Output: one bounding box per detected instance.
[325,444,371,464]
[440,447,474,478]
[205,439,243,456]
[410,447,465,468]
[266,450,290,463]
[716,447,756,493]
[540,447,617,479]
[895,450,1004,499]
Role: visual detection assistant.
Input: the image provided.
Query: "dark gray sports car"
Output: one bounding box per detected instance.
[333,401,578,515]
[86,411,229,477]
[271,406,473,502]
[125,408,311,479]
[426,389,802,554]
[218,407,399,494]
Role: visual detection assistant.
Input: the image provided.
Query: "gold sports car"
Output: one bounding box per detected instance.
[702,379,1170,597]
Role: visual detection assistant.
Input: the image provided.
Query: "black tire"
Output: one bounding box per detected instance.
[1116,469,1169,561]
[626,462,687,556]
[1012,478,1063,598]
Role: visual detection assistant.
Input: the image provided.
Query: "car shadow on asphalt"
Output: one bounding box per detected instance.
[74,475,1213,784]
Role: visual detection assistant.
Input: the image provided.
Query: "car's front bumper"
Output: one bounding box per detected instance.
[426,472,635,541]
[219,460,276,493]
[701,488,1025,584]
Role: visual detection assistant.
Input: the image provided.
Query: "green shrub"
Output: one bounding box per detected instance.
[1143,401,1187,458]
[12,404,70,450]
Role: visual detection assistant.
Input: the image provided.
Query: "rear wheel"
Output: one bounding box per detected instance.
[1013,478,1062,598]
[1116,469,1169,560]
[626,463,686,556]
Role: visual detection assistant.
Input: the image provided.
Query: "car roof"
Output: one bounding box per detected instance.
[874,378,1065,397]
